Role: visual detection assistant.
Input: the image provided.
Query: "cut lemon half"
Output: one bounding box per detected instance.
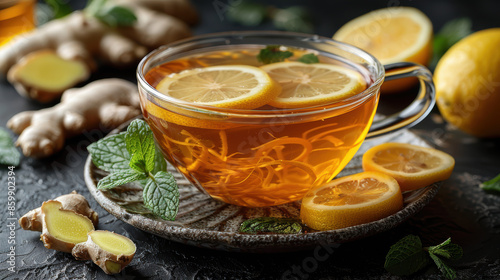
[300,171,403,231]
[333,7,433,93]
[156,65,281,110]
[362,143,455,191]
[260,62,366,108]
[333,7,432,65]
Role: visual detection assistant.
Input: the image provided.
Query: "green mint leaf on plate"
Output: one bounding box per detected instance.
[257,45,294,64]
[384,235,430,276]
[272,6,314,33]
[480,173,500,193]
[128,152,148,173]
[429,252,457,280]
[0,127,20,166]
[126,119,156,173]
[88,132,130,172]
[430,17,472,69]
[239,217,302,234]
[298,53,319,64]
[227,1,267,26]
[97,169,147,190]
[88,119,180,221]
[143,171,179,220]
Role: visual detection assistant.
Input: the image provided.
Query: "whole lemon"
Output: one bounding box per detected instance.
[434,28,500,137]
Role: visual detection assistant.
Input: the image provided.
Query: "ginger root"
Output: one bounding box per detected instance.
[19,191,98,232]
[7,50,90,103]
[0,0,197,102]
[40,200,95,253]
[73,230,137,274]
[19,192,137,274]
[7,78,140,158]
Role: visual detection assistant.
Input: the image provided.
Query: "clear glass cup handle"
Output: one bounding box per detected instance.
[367,62,435,138]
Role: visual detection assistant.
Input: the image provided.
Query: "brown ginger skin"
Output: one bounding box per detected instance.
[19,191,99,231]
[0,0,197,102]
[7,78,140,158]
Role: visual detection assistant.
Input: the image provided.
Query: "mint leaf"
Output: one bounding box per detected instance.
[239,217,302,234]
[88,132,130,172]
[426,238,463,261]
[384,235,430,276]
[430,18,472,69]
[143,171,179,220]
[480,173,500,193]
[0,128,20,166]
[257,45,294,64]
[429,252,457,280]
[126,119,155,173]
[298,53,319,64]
[97,169,147,190]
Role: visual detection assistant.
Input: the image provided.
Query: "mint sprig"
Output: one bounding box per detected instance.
[0,127,21,166]
[257,45,319,65]
[480,173,500,193]
[239,217,302,234]
[88,119,178,220]
[385,235,463,279]
[85,0,137,27]
[257,45,293,64]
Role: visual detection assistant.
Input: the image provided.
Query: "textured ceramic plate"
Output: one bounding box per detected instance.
[84,124,441,253]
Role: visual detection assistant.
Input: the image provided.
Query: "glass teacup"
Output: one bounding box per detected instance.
[137,31,434,207]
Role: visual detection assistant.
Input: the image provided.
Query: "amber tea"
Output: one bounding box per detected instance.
[141,46,379,207]
[0,0,35,45]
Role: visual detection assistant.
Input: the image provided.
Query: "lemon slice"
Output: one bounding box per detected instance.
[333,7,432,65]
[300,171,403,231]
[260,62,366,108]
[156,65,281,110]
[362,143,455,191]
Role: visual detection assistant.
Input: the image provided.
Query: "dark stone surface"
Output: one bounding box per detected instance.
[1,0,500,279]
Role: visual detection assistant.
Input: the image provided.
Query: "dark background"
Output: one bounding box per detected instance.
[1,0,500,279]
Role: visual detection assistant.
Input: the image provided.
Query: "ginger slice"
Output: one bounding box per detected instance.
[8,50,90,103]
[40,200,95,253]
[72,230,137,274]
[19,191,99,232]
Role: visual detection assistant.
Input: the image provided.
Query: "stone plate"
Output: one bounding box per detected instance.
[84,124,441,253]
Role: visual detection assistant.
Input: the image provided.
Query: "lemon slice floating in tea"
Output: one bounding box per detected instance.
[156,65,281,109]
[300,171,403,231]
[362,143,455,192]
[260,62,366,108]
